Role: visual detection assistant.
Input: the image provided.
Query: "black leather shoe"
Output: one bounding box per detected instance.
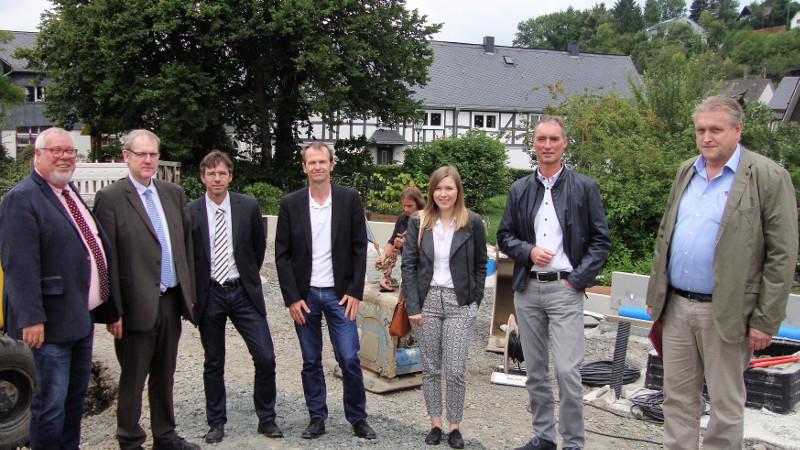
[302,417,326,439]
[448,429,464,449]
[425,427,442,445]
[152,437,201,450]
[204,423,225,443]
[352,419,377,439]
[257,420,284,438]
[514,436,557,450]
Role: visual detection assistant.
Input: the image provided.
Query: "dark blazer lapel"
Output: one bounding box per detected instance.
[299,187,312,252]
[330,184,341,240]
[124,177,158,239]
[32,172,74,225]
[716,148,751,247]
[196,197,211,263]
[230,193,242,253]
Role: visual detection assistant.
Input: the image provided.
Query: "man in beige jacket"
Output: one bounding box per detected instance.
[646,95,798,450]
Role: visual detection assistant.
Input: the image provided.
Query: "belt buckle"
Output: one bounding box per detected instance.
[534,272,546,282]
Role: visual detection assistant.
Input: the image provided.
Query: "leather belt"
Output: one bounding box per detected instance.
[214,278,241,289]
[159,286,179,297]
[672,287,712,302]
[530,271,571,282]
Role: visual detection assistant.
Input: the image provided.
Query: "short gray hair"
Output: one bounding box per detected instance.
[693,95,743,126]
[34,127,71,149]
[536,115,566,138]
[123,129,161,151]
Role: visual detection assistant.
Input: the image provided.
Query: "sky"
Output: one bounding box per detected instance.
[2,0,606,47]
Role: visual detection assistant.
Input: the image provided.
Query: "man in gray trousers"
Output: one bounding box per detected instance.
[497,115,611,450]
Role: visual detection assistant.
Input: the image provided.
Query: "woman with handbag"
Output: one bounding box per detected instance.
[375,186,425,292]
[401,165,487,449]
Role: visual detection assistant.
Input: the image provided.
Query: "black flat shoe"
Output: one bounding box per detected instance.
[353,419,377,439]
[425,427,442,445]
[448,429,464,449]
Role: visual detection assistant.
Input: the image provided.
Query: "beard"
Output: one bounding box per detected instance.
[49,169,74,186]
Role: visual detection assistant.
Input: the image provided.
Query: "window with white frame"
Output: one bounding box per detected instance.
[16,126,45,154]
[473,113,497,129]
[423,111,443,128]
[24,85,46,103]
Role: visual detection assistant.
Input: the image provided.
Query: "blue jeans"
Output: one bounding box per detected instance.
[294,287,367,424]
[199,284,277,425]
[29,327,94,450]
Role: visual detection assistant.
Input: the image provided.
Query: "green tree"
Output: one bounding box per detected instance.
[0,31,26,161]
[632,45,718,143]
[645,0,663,25]
[23,0,438,184]
[402,129,508,210]
[613,0,646,33]
[20,0,235,162]
[218,0,439,188]
[662,0,688,19]
[544,93,681,266]
[514,7,587,50]
[690,0,711,20]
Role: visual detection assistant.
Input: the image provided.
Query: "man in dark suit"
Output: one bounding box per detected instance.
[0,127,116,449]
[275,141,375,440]
[93,129,199,450]
[189,150,282,443]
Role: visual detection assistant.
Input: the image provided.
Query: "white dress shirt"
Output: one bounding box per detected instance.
[205,192,240,281]
[430,217,456,288]
[309,189,335,288]
[533,167,573,273]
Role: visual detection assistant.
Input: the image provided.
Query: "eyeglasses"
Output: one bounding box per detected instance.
[127,149,161,160]
[41,147,77,157]
[204,171,230,178]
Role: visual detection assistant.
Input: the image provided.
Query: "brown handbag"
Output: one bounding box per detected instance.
[389,290,411,337]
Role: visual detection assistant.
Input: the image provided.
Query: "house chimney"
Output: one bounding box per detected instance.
[483,36,495,53]
[568,43,580,56]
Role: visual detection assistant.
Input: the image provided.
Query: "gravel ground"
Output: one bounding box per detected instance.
[75,243,789,449]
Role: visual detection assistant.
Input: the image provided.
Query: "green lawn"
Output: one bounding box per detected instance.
[478,194,506,247]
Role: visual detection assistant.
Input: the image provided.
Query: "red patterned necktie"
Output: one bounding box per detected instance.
[61,189,110,303]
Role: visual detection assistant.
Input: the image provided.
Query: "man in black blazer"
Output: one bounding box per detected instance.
[275,141,375,440]
[189,150,281,443]
[0,127,116,449]
[93,129,199,450]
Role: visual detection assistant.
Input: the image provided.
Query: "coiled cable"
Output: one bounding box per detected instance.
[580,360,641,387]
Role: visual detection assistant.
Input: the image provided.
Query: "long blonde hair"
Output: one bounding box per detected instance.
[419,165,470,232]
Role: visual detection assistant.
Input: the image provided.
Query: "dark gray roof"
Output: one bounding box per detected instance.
[769,77,799,110]
[0,31,38,72]
[717,79,774,103]
[413,40,639,112]
[370,129,406,145]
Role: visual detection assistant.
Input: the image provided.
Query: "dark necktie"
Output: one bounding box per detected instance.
[61,189,110,303]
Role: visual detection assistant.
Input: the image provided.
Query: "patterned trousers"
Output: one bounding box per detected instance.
[412,286,478,424]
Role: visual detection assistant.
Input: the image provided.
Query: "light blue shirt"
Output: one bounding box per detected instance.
[129,175,177,289]
[668,145,741,294]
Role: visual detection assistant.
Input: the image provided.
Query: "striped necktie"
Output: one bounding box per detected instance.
[213,208,229,283]
[143,188,174,289]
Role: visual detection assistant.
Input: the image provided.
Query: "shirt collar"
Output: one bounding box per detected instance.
[205,191,230,214]
[129,175,156,195]
[308,189,332,209]
[694,144,741,176]
[536,164,564,185]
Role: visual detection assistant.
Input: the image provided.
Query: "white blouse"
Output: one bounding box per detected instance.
[430,217,456,289]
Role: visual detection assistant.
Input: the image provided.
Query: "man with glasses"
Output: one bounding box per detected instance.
[189,150,282,443]
[94,129,199,450]
[0,127,117,448]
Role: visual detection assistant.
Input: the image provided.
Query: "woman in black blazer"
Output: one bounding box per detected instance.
[401,165,487,449]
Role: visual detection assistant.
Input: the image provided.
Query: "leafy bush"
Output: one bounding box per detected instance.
[243,182,283,215]
[402,129,508,210]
